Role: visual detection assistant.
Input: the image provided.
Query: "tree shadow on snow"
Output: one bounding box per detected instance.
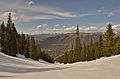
[0,65,69,73]
[0,75,14,77]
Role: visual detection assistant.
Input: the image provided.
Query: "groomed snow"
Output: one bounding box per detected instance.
[0,52,120,79]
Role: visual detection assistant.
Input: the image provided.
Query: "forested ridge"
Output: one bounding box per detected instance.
[54,24,120,64]
[0,13,53,63]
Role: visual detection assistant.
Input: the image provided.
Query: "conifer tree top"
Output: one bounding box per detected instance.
[76,24,79,37]
[8,12,12,23]
[77,24,79,32]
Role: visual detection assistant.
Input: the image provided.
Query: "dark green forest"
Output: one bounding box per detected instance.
[54,24,120,64]
[0,13,53,63]
[0,13,120,64]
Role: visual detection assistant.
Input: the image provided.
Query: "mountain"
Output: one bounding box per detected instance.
[0,52,120,79]
[34,32,102,57]
[32,34,58,41]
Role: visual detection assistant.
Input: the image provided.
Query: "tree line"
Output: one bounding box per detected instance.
[54,24,120,64]
[0,13,53,63]
[0,12,120,64]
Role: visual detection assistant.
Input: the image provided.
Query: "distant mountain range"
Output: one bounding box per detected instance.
[33,32,103,57]
[32,34,58,41]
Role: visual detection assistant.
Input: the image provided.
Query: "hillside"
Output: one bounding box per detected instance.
[0,52,120,79]
[37,32,102,57]
[32,34,58,41]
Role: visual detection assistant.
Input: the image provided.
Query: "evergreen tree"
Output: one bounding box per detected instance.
[98,35,103,58]
[30,37,39,61]
[86,45,90,61]
[24,35,30,58]
[16,34,22,54]
[35,41,42,61]
[89,38,95,60]
[10,23,18,56]
[0,22,6,52]
[64,52,68,64]
[68,44,74,63]
[74,25,82,62]
[20,33,26,54]
[115,36,120,55]
[82,42,87,61]
[0,12,54,63]
[40,51,53,63]
[5,12,17,56]
[104,24,115,57]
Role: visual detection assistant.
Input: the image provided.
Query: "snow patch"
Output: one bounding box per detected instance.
[0,52,120,79]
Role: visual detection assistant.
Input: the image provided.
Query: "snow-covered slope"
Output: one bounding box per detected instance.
[0,52,120,79]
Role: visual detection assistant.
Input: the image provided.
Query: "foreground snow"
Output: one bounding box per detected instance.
[0,52,120,79]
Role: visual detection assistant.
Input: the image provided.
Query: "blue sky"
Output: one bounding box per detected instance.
[0,0,120,34]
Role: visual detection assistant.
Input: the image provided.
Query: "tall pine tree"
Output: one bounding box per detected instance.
[0,22,6,52]
[74,25,82,62]
[104,24,115,57]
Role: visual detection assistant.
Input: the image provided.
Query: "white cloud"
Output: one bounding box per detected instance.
[0,11,64,23]
[112,24,120,31]
[0,12,20,22]
[51,12,77,18]
[97,10,102,13]
[113,24,119,29]
[83,26,97,31]
[22,24,102,34]
[0,0,98,23]
[99,26,106,31]
[0,0,78,21]
[21,24,120,34]
[64,26,76,31]
[36,24,48,29]
[26,1,35,6]
[0,12,31,23]
[107,12,115,17]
